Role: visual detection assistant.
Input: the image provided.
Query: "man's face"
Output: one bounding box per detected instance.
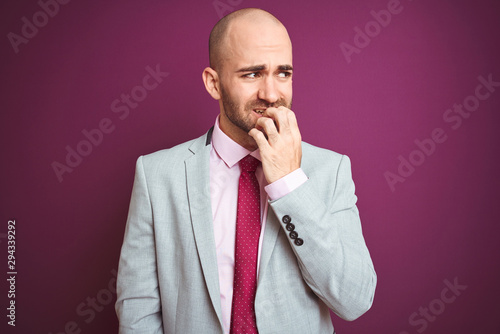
[217,19,293,142]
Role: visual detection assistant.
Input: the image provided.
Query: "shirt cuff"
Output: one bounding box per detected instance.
[264,168,308,201]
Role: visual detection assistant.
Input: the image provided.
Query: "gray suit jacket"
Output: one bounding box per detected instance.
[116,128,376,333]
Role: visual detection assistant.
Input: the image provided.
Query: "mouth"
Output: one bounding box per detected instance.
[253,108,266,115]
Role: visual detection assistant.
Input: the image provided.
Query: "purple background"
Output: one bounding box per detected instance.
[1,0,499,333]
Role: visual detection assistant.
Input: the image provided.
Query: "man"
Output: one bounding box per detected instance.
[116,8,376,334]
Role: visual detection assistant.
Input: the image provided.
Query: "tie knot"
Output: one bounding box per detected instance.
[239,155,260,172]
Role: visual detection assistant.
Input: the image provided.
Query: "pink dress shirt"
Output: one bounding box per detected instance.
[209,117,307,334]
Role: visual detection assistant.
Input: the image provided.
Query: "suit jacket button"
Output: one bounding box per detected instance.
[286,223,295,231]
[289,231,298,239]
[282,215,291,224]
[295,238,304,246]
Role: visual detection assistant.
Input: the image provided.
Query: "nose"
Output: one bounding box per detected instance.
[257,76,279,104]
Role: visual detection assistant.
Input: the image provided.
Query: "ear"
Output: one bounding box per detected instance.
[202,67,221,100]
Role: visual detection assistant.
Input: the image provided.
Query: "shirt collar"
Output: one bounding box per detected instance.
[212,116,261,168]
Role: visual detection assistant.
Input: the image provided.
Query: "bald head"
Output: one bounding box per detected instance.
[209,8,289,72]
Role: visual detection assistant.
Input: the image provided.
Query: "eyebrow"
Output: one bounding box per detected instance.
[236,64,294,72]
[278,65,293,71]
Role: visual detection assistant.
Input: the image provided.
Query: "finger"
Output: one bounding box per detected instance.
[264,107,291,133]
[285,107,298,128]
[256,117,279,143]
[274,106,300,140]
[248,128,270,150]
[285,109,301,140]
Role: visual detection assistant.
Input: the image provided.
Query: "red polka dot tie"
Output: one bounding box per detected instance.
[230,155,261,334]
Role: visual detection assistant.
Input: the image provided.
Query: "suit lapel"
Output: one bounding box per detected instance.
[184,127,283,324]
[258,208,281,283]
[185,128,223,325]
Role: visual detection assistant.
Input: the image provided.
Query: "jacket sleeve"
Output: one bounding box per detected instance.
[115,156,163,333]
[268,154,377,321]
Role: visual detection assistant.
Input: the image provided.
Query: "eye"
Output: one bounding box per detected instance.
[277,71,292,78]
[243,72,261,79]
